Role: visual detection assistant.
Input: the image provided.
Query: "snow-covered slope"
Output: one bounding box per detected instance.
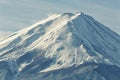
[0,12,120,80]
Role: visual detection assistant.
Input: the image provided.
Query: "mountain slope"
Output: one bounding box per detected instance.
[18,63,120,80]
[0,12,120,80]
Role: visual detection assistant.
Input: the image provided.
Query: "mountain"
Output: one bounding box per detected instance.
[0,12,120,80]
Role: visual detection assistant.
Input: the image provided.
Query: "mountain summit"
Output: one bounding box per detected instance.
[0,12,120,80]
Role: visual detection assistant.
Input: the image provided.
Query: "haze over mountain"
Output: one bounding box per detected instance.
[0,12,120,80]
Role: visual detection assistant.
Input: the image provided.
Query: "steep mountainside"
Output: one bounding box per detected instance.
[0,12,120,80]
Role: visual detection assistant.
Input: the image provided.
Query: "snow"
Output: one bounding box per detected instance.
[40,64,61,73]
[0,12,120,80]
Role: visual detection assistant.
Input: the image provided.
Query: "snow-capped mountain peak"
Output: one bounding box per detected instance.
[0,12,120,80]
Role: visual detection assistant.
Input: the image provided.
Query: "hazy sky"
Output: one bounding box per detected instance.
[0,0,120,38]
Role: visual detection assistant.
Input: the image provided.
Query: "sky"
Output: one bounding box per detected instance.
[0,0,120,38]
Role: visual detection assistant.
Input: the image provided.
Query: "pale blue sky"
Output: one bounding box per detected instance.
[0,0,120,37]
